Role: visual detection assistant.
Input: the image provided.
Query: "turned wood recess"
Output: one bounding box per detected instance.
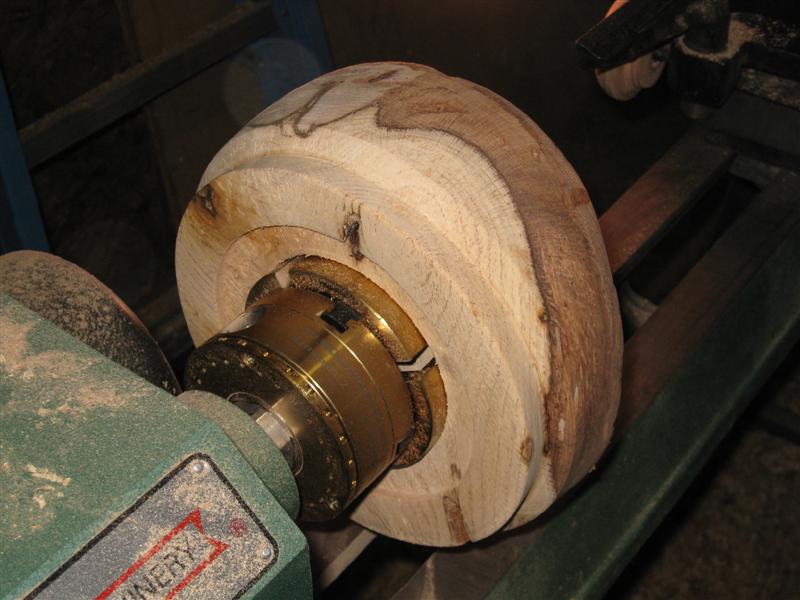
[176,62,623,546]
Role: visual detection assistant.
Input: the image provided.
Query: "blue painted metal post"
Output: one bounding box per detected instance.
[0,74,49,253]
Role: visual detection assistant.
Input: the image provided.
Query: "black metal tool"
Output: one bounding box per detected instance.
[577,0,800,109]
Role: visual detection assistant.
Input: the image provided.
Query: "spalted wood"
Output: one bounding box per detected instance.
[176,62,622,545]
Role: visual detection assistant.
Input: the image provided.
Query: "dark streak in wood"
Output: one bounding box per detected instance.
[367,68,400,83]
[193,185,217,218]
[519,437,534,464]
[343,213,364,261]
[443,494,470,545]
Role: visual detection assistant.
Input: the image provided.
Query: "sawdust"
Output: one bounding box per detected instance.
[0,317,93,381]
[0,315,133,418]
[0,310,147,541]
[108,460,276,597]
[0,251,179,394]
[22,466,71,512]
[0,313,152,426]
[0,453,72,540]
[32,384,135,418]
[678,19,761,63]
[24,465,72,487]
[32,486,65,510]
[738,69,800,110]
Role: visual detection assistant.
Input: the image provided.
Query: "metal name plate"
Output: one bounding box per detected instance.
[28,455,277,600]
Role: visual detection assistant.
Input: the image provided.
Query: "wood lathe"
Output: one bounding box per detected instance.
[1,63,623,598]
[3,0,800,595]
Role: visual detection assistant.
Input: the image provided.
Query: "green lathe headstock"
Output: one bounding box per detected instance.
[0,295,310,599]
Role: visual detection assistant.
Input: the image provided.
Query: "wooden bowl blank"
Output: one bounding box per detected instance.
[176,62,622,546]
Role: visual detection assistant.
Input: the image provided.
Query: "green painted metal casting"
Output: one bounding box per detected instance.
[0,295,310,599]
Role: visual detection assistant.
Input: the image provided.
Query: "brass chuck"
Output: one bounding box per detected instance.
[185,257,445,521]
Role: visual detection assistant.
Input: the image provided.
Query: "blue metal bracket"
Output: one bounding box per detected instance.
[0,74,48,253]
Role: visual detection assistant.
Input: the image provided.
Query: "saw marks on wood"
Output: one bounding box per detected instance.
[176,62,622,545]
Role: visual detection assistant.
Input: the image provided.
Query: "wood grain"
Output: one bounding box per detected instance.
[392,164,800,600]
[176,62,622,545]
